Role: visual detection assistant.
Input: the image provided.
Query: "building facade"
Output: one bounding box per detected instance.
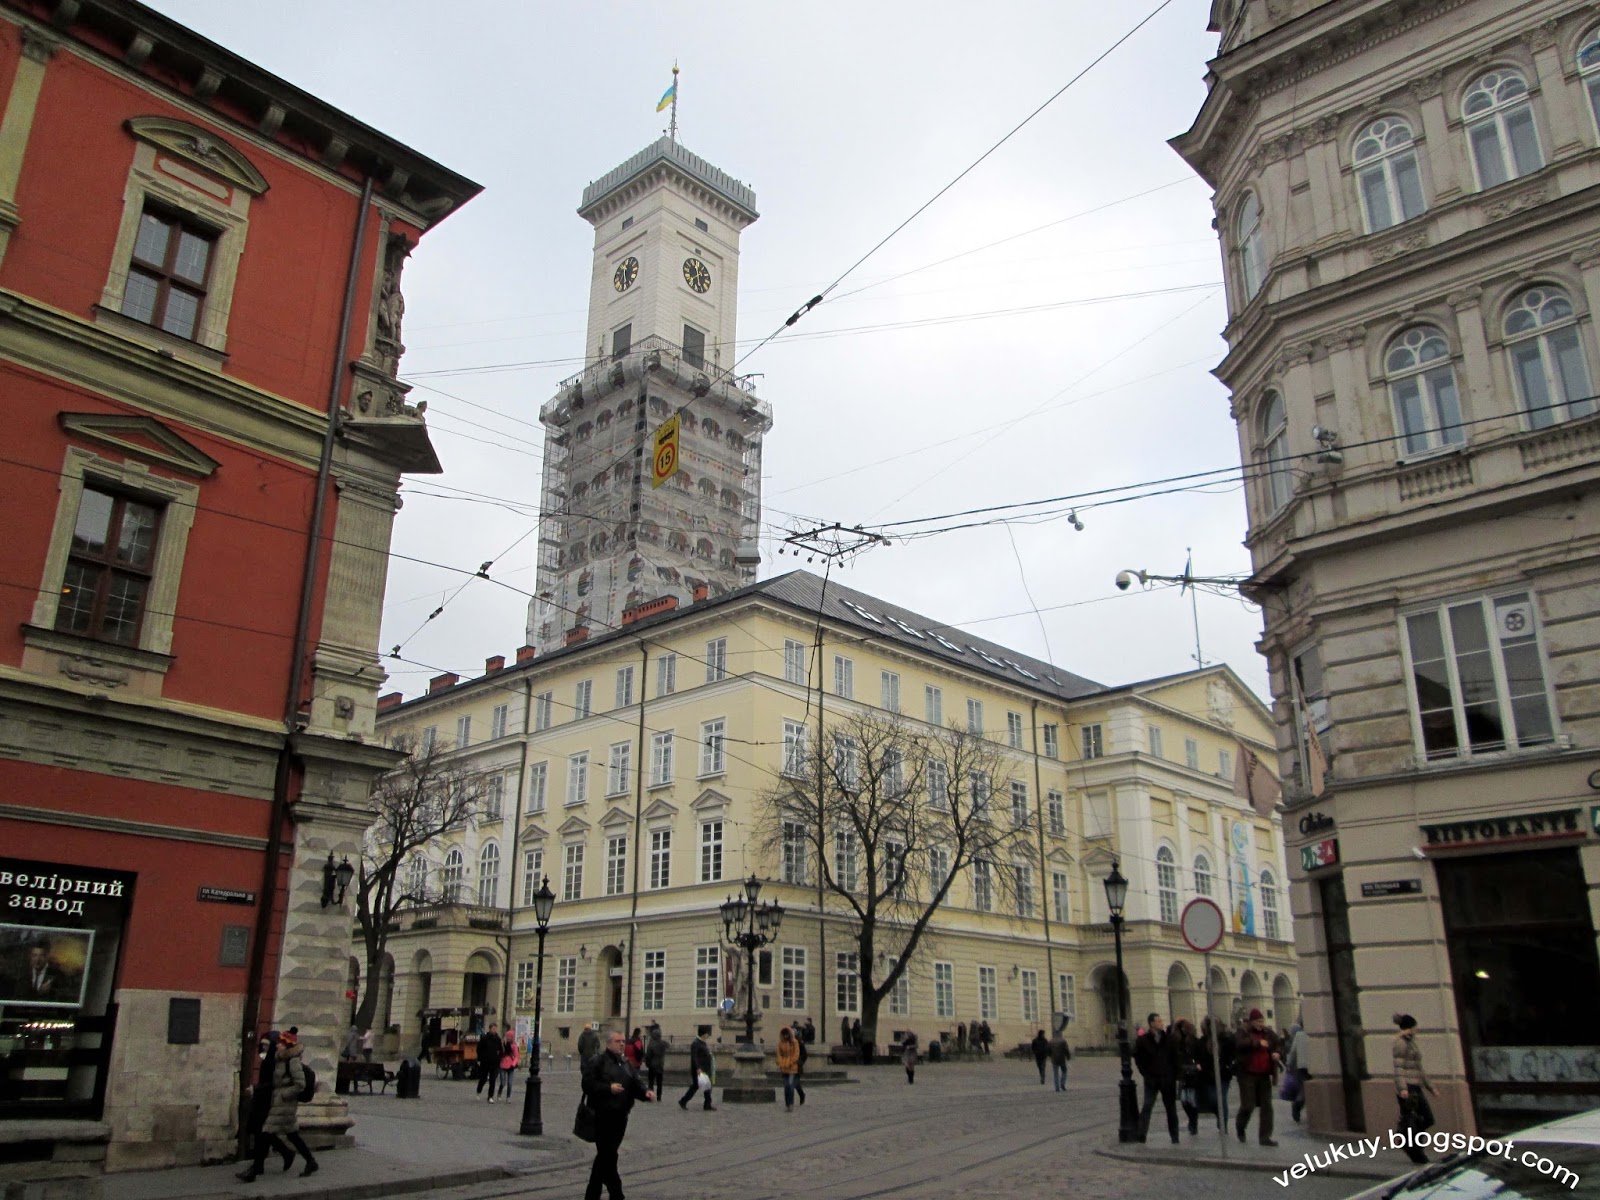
[528,138,771,655]
[1174,0,1600,1137]
[0,0,476,1180]
[377,574,1297,1062]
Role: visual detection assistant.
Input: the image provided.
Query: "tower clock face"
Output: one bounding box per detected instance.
[682,257,712,294]
[613,256,639,292]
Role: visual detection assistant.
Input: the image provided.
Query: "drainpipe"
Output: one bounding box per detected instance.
[1030,700,1057,1019]
[624,639,649,1033]
[498,674,534,1036]
[237,175,374,1152]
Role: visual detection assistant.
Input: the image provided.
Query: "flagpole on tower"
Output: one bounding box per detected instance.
[669,61,679,142]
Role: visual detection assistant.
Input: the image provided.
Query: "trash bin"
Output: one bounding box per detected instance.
[395,1058,421,1099]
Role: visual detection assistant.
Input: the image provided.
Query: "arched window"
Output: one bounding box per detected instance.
[1260,391,1291,512]
[1260,869,1281,940]
[1354,117,1425,232]
[1193,853,1213,898]
[478,843,500,908]
[1155,846,1178,924]
[1504,286,1596,429]
[1236,192,1265,301]
[442,847,464,904]
[1580,30,1600,134]
[1385,326,1464,455]
[1463,70,1543,189]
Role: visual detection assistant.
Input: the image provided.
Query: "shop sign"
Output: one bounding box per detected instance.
[1361,879,1422,898]
[0,857,134,919]
[1420,808,1581,849]
[198,886,255,905]
[1298,811,1335,835]
[1300,838,1339,871]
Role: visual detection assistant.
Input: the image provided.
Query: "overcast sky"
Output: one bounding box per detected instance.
[148,0,1266,704]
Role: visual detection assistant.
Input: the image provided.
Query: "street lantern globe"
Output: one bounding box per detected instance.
[533,876,556,930]
[767,898,785,934]
[334,855,356,897]
[1103,859,1129,918]
[743,874,762,905]
[719,893,744,940]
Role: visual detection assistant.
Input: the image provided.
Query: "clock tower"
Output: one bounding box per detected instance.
[528,139,772,652]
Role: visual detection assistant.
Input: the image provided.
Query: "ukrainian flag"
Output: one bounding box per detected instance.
[656,79,677,112]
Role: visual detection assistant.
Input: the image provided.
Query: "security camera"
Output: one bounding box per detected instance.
[1115,570,1138,592]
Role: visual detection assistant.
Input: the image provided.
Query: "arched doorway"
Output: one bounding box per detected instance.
[414,949,433,1014]
[347,957,361,1026]
[597,945,625,1021]
[463,950,498,1019]
[378,953,396,1030]
[1239,970,1263,1023]
[1272,974,1297,1026]
[1207,966,1231,1023]
[1166,962,1196,1023]
[1091,963,1129,1044]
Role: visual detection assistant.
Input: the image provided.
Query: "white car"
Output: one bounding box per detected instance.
[1348,1109,1600,1200]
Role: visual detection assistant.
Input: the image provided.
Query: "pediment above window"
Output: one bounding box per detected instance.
[125,116,269,196]
[521,822,548,843]
[641,798,678,822]
[558,814,591,836]
[690,788,730,813]
[58,413,219,477]
[599,805,632,830]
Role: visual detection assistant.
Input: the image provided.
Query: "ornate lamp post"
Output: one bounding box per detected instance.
[518,877,556,1136]
[718,875,784,1046]
[1104,859,1139,1143]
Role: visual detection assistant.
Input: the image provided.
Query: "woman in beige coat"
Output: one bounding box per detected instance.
[237,1031,319,1181]
[1392,1014,1435,1165]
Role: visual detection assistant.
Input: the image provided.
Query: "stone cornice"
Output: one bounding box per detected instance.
[0,802,268,850]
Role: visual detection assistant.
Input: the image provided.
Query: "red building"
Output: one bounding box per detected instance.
[0,0,478,1183]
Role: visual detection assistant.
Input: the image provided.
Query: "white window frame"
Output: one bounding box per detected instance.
[782,819,809,885]
[782,720,809,778]
[881,670,901,713]
[1260,390,1291,512]
[1014,861,1035,918]
[925,685,943,727]
[562,842,584,901]
[781,946,807,1011]
[1353,116,1426,234]
[1185,738,1200,770]
[836,951,860,1015]
[527,761,548,813]
[783,639,808,685]
[833,654,854,698]
[1386,325,1465,456]
[972,859,993,912]
[441,847,464,903]
[534,691,553,731]
[934,961,955,1018]
[699,718,726,777]
[1504,285,1596,430]
[1261,869,1282,940]
[1156,846,1178,923]
[657,653,677,697]
[694,946,720,1009]
[1042,723,1060,759]
[642,950,665,1011]
[1046,789,1065,836]
[887,956,910,1017]
[966,698,984,734]
[491,704,508,740]
[1081,724,1104,759]
[522,848,543,907]
[1147,724,1164,759]
[483,774,505,821]
[650,731,674,787]
[566,752,589,806]
[1006,711,1024,749]
[699,819,724,883]
[477,842,500,907]
[607,742,631,797]
[648,828,671,890]
[605,834,627,896]
[1582,29,1600,140]
[927,759,950,810]
[1194,853,1213,898]
[928,846,951,898]
[1462,69,1544,190]
[1058,973,1076,1020]
[1052,870,1070,923]
[1236,191,1265,302]
[574,679,592,720]
[615,666,635,709]
[705,637,727,683]
[834,828,860,892]
[977,965,998,1021]
[1020,968,1040,1023]
[1010,780,1029,829]
[556,956,577,1013]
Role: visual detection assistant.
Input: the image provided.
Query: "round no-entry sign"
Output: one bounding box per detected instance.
[1180,897,1225,952]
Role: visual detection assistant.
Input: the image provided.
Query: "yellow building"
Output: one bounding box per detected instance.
[370,572,1297,1056]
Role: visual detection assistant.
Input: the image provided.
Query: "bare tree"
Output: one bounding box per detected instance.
[758,709,1034,1051]
[351,735,486,1033]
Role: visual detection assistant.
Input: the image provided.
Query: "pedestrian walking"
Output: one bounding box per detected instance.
[581,1029,655,1200]
[678,1032,716,1111]
[803,1016,816,1045]
[359,1027,375,1062]
[578,1025,600,1065]
[1049,1029,1071,1092]
[841,1016,852,1047]
[625,1028,644,1069]
[240,1035,276,1166]
[476,1024,504,1103]
[498,1035,520,1099]
[1178,1018,1216,1134]
[980,1021,993,1053]
[901,1032,918,1085]
[956,1022,967,1052]
[1284,1019,1309,1124]
[1031,1029,1049,1084]
[1234,1008,1283,1146]
[340,1024,360,1061]
[1393,1014,1435,1164]
[796,1024,809,1102]
[1134,1013,1181,1144]
[644,1026,666,1099]
[236,1031,318,1181]
[777,1026,805,1109]
[851,1018,863,1051]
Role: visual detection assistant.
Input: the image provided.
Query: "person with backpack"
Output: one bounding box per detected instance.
[236,1030,318,1181]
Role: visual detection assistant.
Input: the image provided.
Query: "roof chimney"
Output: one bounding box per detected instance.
[565,626,590,646]
[377,691,404,712]
[428,672,459,694]
[622,595,680,625]
[484,655,506,673]
[515,645,538,664]
[692,583,709,603]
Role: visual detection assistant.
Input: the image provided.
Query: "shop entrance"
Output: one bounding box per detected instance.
[1437,847,1600,1132]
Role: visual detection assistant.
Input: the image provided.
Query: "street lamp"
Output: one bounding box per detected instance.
[518,877,556,1136]
[320,853,355,908]
[1103,859,1139,1143]
[719,874,784,1045]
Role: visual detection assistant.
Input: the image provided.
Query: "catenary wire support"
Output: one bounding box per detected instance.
[777,522,888,566]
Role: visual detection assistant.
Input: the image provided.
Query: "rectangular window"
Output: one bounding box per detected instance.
[1219,748,1232,778]
[833,654,854,698]
[972,859,993,912]
[978,966,998,1021]
[121,207,215,340]
[928,846,951,897]
[491,704,508,740]
[934,961,955,1018]
[699,718,726,776]
[534,692,553,731]
[757,949,773,988]
[1082,724,1104,759]
[420,726,436,755]
[650,731,674,786]
[967,698,984,734]
[927,759,949,810]
[556,956,577,1013]
[881,671,901,713]
[1403,592,1555,761]
[1020,968,1040,1023]
[1148,724,1164,758]
[782,720,809,777]
[567,753,589,805]
[562,843,584,901]
[1010,780,1029,829]
[456,715,471,749]
[1052,870,1070,924]
[642,951,665,1011]
[783,639,808,685]
[574,679,592,720]
[834,733,860,791]
[516,960,536,1009]
[695,947,720,1009]
[682,323,706,368]
[484,775,504,821]
[834,829,859,891]
[705,637,727,683]
[887,957,910,1016]
[836,951,860,1014]
[611,322,631,359]
[615,666,635,709]
[1046,789,1065,836]
[522,849,544,907]
[528,762,548,813]
[607,742,632,796]
[781,947,807,1011]
[884,747,905,797]
[925,685,943,727]
[1015,863,1035,918]
[657,654,677,697]
[605,835,627,896]
[1059,973,1076,1020]
[885,839,907,899]
[699,820,723,883]
[1007,711,1024,749]
[1185,737,1200,770]
[969,771,990,822]
[1042,723,1060,759]
[782,820,809,884]
[649,829,671,890]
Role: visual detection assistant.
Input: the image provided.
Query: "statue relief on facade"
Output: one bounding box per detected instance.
[373,234,409,378]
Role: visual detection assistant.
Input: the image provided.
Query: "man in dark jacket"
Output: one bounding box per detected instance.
[677,1033,715,1111]
[1235,1008,1284,1146]
[582,1030,654,1200]
[476,1024,504,1102]
[1134,1013,1182,1144]
[1030,1030,1050,1084]
[643,1027,666,1099]
[577,1025,600,1065]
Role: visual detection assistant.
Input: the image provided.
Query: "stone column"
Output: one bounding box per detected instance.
[0,27,58,266]
[1530,21,1586,161]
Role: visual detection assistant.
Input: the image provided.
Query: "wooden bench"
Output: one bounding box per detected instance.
[336,1060,396,1094]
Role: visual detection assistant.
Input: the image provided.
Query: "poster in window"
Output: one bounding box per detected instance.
[0,923,94,1008]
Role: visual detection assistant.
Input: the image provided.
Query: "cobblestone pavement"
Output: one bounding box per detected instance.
[366,1056,1374,1200]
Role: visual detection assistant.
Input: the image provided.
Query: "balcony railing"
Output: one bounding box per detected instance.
[542,335,771,427]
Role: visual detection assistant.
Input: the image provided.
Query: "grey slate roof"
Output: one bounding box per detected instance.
[579,137,759,220]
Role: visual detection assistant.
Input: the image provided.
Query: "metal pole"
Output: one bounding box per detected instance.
[1206,951,1225,1134]
[518,924,548,1135]
[1113,914,1139,1143]
[745,935,757,1045]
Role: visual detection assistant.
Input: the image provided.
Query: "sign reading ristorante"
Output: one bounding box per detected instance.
[1420,808,1582,848]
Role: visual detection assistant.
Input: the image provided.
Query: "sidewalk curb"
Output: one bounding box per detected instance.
[108,1165,514,1200]
[1097,1142,1400,1180]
